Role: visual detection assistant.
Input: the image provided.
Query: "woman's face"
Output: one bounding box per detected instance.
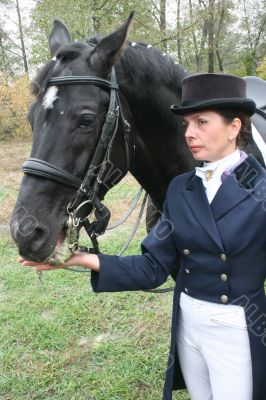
[183,110,241,162]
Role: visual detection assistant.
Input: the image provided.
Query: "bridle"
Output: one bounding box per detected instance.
[22,66,134,254]
[21,63,175,294]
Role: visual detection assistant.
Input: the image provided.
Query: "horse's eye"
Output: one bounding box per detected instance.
[79,114,95,129]
[60,56,68,63]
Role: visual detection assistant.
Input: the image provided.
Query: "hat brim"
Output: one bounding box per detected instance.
[170,98,256,116]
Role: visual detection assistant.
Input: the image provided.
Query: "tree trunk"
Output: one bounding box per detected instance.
[198,19,208,71]
[176,0,182,63]
[216,48,224,72]
[214,0,226,73]
[15,0,28,74]
[160,0,167,51]
[92,15,101,33]
[188,0,200,70]
[207,0,215,72]
[0,34,8,73]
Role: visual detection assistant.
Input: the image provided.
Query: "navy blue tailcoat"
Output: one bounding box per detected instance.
[91,155,266,400]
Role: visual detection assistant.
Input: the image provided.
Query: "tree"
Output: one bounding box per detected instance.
[240,0,266,75]
[174,0,234,73]
[15,0,28,73]
[0,31,9,76]
[176,0,182,63]
[257,58,266,80]
[29,0,159,66]
[150,0,167,51]
[0,0,30,76]
[207,0,215,72]
[0,74,32,139]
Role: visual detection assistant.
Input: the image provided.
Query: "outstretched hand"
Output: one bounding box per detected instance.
[17,252,100,272]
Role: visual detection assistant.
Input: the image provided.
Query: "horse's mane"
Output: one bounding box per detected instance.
[122,42,186,89]
[88,36,186,90]
[31,37,186,97]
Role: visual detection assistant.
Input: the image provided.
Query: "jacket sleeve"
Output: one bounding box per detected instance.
[91,194,178,292]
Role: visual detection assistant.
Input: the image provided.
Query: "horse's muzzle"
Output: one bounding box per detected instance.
[10,209,59,262]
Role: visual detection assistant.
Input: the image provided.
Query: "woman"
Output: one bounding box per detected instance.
[19,73,266,400]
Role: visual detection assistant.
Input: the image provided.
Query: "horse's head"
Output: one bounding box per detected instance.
[11,14,134,262]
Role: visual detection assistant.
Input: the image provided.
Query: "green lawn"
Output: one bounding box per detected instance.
[0,164,189,400]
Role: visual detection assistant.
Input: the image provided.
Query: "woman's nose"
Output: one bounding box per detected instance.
[184,124,196,140]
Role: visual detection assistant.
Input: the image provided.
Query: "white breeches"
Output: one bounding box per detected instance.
[176,292,253,400]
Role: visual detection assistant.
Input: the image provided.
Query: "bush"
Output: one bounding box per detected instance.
[0,74,32,140]
[257,58,266,80]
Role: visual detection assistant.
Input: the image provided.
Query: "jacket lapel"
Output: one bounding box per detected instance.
[211,155,260,220]
[182,175,225,251]
[210,175,252,220]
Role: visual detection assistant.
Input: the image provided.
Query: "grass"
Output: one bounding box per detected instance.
[0,233,188,400]
[0,138,189,400]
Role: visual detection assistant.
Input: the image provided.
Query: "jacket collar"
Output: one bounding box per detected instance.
[182,155,262,250]
[211,155,261,220]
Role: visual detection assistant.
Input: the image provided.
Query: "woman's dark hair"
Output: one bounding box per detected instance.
[216,109,251,149]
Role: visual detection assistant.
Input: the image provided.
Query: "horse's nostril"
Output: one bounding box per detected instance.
[31,226,49,251]
[10,210,55,260]
[35,227,45,238]
[11,218,50,252]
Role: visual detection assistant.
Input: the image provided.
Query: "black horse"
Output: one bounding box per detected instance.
[10,13,264,272]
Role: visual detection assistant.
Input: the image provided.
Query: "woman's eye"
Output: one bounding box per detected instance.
[79,114,95,128]
[198,119,207,126]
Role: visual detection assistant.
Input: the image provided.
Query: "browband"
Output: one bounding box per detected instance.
[49,76,118,90]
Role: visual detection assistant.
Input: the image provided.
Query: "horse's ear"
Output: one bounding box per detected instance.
[49,20,71,57]
[90,12,134,73]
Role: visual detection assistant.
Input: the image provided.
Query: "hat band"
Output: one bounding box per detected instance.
[181,98,253,108]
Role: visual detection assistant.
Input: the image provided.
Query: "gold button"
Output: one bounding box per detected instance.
[184,287,189,293]
[221,274,228,282]
[221,295,228,303]
[220,254,227,261]
[183,249,190,256]
[185,268,190,274]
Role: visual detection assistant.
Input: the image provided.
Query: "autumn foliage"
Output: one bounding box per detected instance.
[257,58,266,80]
[0,74,32,140]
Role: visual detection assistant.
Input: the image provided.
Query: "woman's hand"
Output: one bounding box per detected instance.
[18,252,100,272]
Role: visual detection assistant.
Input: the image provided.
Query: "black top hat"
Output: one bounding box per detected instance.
[171,73,256,116]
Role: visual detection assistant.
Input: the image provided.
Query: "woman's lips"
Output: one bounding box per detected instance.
[189,145,202,152]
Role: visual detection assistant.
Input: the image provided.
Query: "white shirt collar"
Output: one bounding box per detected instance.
[195,149,241,203]
[203,148,241,171]
[195,149,241,182]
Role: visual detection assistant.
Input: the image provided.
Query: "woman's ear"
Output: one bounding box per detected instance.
[229,117,242,141]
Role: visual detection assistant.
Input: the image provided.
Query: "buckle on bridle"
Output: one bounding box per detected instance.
[68,241,79,253]
[65,214,80,254]
[80,184,88,193]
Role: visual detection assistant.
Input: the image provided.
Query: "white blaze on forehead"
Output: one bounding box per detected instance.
[43,86,59,109]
